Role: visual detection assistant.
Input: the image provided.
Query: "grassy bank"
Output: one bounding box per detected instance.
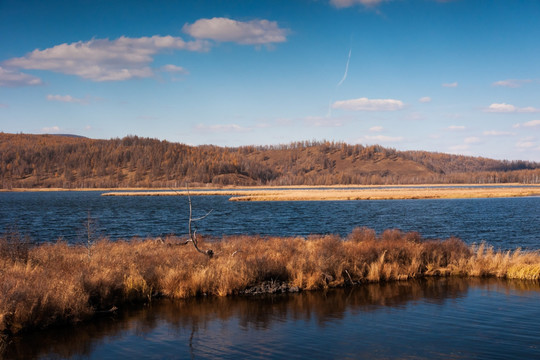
[99,185,540,201]
[1,229,539,336]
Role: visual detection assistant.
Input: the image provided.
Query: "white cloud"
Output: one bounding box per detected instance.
[513,120,540,128]
[442,82,458,88]
[492,79,532,88]
[183,18,287,45]
[419,96,432,103]
[464,136,481,144]
[485,103,516,113]
[369,126,383,132]
[447,125,466,131]
[195,124,250,133]
[0,66,42,87]
[4,35,207,82]
[332,97,404,111]
[483,130,514,136]
[160,64,188,73]
[330,0,387,8]
[484,103,540,113]
[46,94,86,104]
[41,126,61,133]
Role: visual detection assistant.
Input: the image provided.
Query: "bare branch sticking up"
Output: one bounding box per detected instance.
[185,185,214,258]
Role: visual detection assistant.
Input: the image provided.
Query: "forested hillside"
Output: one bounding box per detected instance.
[1,133,539,189]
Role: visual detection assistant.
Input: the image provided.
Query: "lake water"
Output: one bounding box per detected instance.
[4,278,540,359]
[1,192,540,359]
[0,191,539,250]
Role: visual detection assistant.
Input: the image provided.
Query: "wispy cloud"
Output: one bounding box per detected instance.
[0,66,42,87]
[419,96,432,103]
[361,134,404,143]
[464,136,481,144]
[513,120,540,128]
[337,48,352,87]
[484,103,540,113]
[447,125,466,131]
[183,18,288,45]
[160,64,188,74]
[4,36,207,82]
[330,0,388,8]
[46,94,87,104]
[442,82,458,88]
[137,115,159,120]
[41,126,61,133]
[483,130,515,136]
[516,137,537,149]
[304,116,344,127]
[369,126,383,132]
[492,79,532,88]
[449,144,470,153]
[405,112,425,121]
[0,103,8,108]
[330,0,457,8]
[327,47,353,118]
[195,124,251,133]
[332,97,404,111]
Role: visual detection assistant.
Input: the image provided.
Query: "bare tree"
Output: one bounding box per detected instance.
[183,186,214,258]
[81,211,98,260]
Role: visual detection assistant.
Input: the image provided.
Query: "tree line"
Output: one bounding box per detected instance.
[1,133,539,189]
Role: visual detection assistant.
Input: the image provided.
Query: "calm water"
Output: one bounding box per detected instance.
[0,191,539,250]
[4,278,540,359]
[2,192,540,359]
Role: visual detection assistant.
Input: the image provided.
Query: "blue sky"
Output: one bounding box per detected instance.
[1,0,539,161]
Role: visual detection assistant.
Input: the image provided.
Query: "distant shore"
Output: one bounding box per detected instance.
[96,184,540,201]
[3,184,539,200]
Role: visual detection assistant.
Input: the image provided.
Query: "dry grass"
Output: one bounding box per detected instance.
[0,229,539,336]
[99,185,540,201]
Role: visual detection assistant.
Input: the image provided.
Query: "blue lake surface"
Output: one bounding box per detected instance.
[1,191,540,359]
[0,191,538,250]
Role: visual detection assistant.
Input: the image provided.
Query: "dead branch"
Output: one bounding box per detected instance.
[186,185,214,258]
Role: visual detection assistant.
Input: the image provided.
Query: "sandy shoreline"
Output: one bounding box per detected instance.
[96,184,540,201]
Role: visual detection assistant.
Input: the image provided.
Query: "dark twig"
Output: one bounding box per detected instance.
[169,185,214,257]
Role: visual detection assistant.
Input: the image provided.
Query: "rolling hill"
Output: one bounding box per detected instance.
[1,133,538,189]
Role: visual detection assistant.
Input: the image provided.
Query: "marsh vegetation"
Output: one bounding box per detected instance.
[1,228,539,339]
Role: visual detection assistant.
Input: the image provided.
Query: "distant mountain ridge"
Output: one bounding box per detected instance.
[0,133,538,189]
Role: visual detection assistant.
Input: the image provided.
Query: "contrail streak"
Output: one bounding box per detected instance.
[337,48,352,87]
[327,47,352,118]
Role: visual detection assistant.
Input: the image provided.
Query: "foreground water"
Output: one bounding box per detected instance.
[4,278,540,359]
[0,191,539,250]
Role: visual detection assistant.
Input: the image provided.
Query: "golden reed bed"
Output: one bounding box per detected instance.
[101,185,540,201]
[1,228,539,337]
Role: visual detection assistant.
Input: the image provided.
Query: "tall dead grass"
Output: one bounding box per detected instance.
[1,228,539,335]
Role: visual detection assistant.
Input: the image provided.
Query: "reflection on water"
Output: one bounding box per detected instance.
[4,278,540,359]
